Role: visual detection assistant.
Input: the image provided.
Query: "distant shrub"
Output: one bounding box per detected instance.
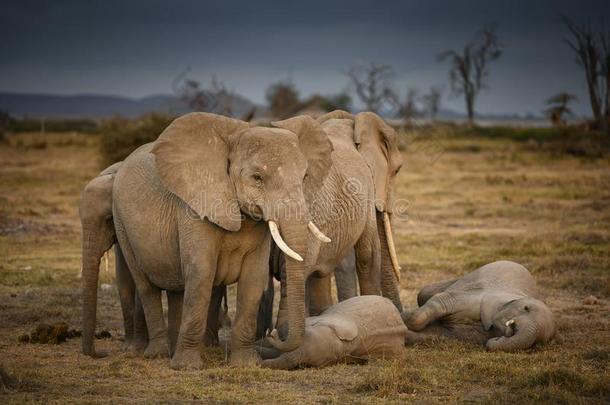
[99,113,175,168]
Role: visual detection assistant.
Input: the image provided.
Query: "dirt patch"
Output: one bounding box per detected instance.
[0,214,55,236]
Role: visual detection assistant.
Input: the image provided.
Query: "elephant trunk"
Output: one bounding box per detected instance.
[377,211,403,312]
[486,321,538,352]
[267,219,307,352]
[81,221,108,357]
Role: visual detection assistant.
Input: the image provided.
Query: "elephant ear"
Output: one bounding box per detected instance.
[272,115,333,202]
[317,109,354,124]
[318,316,358,341]
[152,112,249,232]
[480,292,524,330]
[354,112,402,212]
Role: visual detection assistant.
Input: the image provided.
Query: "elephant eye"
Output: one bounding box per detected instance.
[523,305,530,312]
[252,173,264,186]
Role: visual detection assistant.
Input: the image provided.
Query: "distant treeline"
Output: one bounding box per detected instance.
[2,114,100,134]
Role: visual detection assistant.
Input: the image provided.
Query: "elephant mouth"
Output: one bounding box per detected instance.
[504,319,516,337]
[267,220,331,262]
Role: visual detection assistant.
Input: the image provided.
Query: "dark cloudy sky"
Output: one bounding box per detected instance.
[1,0,608,115]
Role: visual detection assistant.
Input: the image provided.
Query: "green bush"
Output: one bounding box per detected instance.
[99,113,175,168]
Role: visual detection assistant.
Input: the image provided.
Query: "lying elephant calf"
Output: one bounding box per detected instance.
[259,296,407,369]
[403,260,557,352]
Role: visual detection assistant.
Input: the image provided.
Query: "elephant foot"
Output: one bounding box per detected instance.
[203,332,220,347]
[170,348,203,370]
[229,348,261,367]
[144,338,170,359]
[404,310,427,331]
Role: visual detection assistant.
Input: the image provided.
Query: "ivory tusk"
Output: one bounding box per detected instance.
[104,251,109,273]
[268,221,304,262]
[383,212,402,281]
[505,319,515,327]
[308,221,331,243]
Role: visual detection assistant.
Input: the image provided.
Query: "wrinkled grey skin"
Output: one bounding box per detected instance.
[80,162,227,356]
[334,249,357,302]
[257,111,404,341]
[79,162,148,355]
[259,296,406,369]
[83,112,339,370]
[403,261,557,352]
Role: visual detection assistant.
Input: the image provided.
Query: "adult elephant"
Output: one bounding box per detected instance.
[261,111,404,343]
[82,112,333,369]
[80,162,229,354]
[404,261,557,351]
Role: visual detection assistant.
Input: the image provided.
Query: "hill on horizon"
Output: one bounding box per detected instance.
[0,91,261,119]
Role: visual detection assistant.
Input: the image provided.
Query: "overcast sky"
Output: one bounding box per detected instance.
[1,0,608,115]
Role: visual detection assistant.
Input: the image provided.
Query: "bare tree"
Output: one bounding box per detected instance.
[438,25,502,124]
[420,86,442,120]
[544,92,577,126]
[172,68,217,112]
[266,81,300,119]
[390,87,421,123]
[563,17,610,132]
[347,62,396,113]
[210,76,234,117]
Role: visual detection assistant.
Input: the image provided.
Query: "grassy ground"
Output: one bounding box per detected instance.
[0,129,608,403]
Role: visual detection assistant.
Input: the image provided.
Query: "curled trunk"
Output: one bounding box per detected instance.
[486,322,538,352]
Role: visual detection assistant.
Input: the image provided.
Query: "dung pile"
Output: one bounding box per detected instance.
[18,322,81,344]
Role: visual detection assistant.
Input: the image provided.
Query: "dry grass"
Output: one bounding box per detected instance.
[0,130,608,403]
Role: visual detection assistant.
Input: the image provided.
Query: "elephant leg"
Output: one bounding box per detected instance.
[354,216,382,296]
[335,249,358,302]
[377,211,403,311]
[116,233,168,358]
[307,275,333,316]
[203,285,225,347]
[405,292,456,331]
[230,250,268,367]
[170,263,215,370]
[114,244,136,345]
[131,292,148,352]
[255,275,274,340]
[417,278,459,306]
[167,290,183,356]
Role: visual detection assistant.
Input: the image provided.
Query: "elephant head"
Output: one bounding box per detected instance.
[319,111,404,309]
[481,293,556,352]
[151,112,333,352]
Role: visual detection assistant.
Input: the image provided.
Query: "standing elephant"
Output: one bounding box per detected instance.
[82,112,333,369]
[403,261,557,352]
[258,111,404,341]
[80,163,229,354]
[260,295,406,369]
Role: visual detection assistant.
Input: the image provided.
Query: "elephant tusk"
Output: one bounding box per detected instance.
[383,212,402,281]
[268,221,304,262]
[308,221,331,243]
[505,319,515,327]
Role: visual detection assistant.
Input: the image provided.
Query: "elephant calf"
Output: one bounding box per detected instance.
[403,261,557,352]
[260,296,406,369]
